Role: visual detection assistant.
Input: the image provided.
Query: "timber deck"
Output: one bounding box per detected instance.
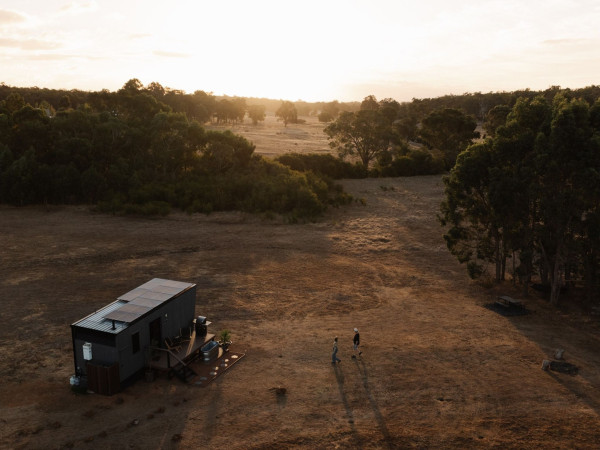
[149,331,216,371]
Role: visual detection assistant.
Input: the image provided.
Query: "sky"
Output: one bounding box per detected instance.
[1,0,599,103]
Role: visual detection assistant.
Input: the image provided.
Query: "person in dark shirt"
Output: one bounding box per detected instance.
[353,328,362,357]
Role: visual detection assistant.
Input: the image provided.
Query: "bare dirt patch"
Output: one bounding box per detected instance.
[1,140,600,447]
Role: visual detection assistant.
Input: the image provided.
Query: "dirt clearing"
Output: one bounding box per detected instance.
[1,174,600,449]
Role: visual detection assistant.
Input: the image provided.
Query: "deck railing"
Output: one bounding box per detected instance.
[148,346,187,369]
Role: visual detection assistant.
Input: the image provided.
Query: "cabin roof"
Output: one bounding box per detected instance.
[71,278,195,334]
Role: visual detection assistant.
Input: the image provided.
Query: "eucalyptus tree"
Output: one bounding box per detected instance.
[420,108,479,170]
[275,101,297,126]
[483,104,511,137]
[322,101,340,118]
[360,95,379,111]
[2,92,26,114]
[440,141,497,279]
[324,109,391,170]
[441,94,600,305]
[533,96,600,304]
[230,97,247,123]
[247,104,266,125]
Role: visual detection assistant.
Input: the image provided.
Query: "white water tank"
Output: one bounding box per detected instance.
[83,342,92,360]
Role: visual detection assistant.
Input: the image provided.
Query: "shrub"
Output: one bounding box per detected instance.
[276,153,365,179]
[123,201,170,216]
[318,111,334,123]
[467,261,484,279]
[379,150,445,177]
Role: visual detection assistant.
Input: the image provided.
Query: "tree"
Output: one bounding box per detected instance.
[230,97,247,123]
[483,104,511,137]
[420,108,479,170]
[38,100,55,117]
[58,95,72,110]
[318,111,334,123]
[121,78,144,93]
[441,96,549,288]
[360,95,379,111]
[324,109,391,170]
[9,105,50,159]
[275,101,297,126]
[247,104,266,125]
[378,98,401,123]
[145,81,166,99]
[2,148,39,205]
[87,89,119,115]
[393,103,419,142]
[214,99,238,124]
[441,95,600,306]
[122,92,165,123]
[318,101,341,123]
[3,92,26,113]
[533,96,600,305]
[295,101,312,116]
[324,100,340,116]
[148,112,192,179]
[191,90,215,123]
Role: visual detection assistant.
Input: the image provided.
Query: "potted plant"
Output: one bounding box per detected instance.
[218,329,232,352]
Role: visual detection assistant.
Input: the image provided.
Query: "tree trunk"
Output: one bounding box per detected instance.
[512,251,516,286]
[550,260,562,306]
[522,272,530,298]
[542,242,564,306]
[495,231,502,282]
[540,264,549,286]
[584,251,596,303]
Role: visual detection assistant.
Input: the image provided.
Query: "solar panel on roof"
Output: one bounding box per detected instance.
[140,291,172,301]
[75,278,195,330]
[160,279,192,289]
[129,297,163,308]
[140,279,162,289]
[151,285,183,295]
[118,303,151,315]
[104,303,151,322]
[103,310,140,323]
[118,287,148,301]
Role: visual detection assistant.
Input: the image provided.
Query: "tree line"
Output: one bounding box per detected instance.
[440,94,600,305]
[3,80,598,125]
[322,95,475,175]
[0,80,358,125]
[0,80,352,220]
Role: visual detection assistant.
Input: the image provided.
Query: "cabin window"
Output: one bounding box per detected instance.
[132,332,140,354]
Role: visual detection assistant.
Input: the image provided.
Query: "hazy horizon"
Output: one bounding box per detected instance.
[1,1,599,103]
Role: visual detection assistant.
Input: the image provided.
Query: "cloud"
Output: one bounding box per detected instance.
[3,52,107,63]
[0,9,26,24]
[153,50,191,58]
[23,53,74,61]
[58,1,98,16]
[129,33,152,40]
[542,38,590,46]
[0,37,60,50]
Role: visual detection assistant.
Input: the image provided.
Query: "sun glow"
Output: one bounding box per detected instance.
[1,0,599,102]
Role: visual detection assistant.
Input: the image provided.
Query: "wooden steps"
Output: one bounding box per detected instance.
[169,362,197,382]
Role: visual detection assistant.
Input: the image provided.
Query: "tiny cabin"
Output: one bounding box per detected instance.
[71,278,197,395]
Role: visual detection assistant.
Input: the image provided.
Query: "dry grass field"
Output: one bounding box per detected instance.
[206,113,332,158]
[1,115,600,449]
